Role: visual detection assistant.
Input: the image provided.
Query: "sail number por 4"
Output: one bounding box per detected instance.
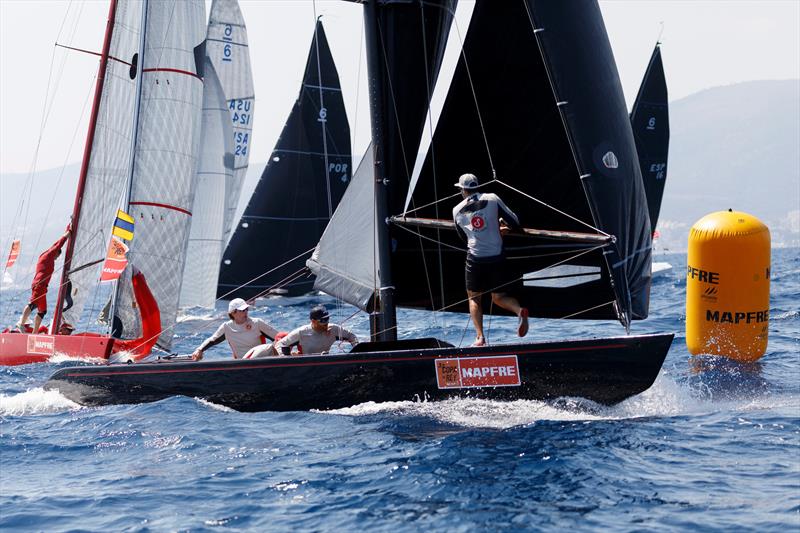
[435,355,521,389]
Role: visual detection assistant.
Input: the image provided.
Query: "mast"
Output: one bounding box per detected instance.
[363,0,397,342]
[110,0,149,328]
[52,0,120,333]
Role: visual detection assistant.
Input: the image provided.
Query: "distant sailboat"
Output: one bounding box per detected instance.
[630,42,671,276]
[217,20,351,300]
[1,0,207,365]
[181,0,254,309]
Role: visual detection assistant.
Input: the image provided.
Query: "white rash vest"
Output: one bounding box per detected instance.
[198,317,279,359]
[452,192,520,258]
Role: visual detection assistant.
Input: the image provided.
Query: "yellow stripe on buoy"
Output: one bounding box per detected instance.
[685,210,770,361]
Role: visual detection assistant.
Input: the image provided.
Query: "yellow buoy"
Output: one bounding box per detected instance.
[685,210,770,361]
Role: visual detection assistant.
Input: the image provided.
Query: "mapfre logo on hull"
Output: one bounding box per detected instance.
[435,355,521,389]
[27,335,55,355]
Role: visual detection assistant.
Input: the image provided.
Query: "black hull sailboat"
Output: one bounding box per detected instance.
[630,42,669,234]
[46,334,671,411]
[45,1,673,412]
[216,21,351,300]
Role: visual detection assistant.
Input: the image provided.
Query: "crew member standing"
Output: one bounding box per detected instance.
[452,173,528,347]
[15,227,71,333]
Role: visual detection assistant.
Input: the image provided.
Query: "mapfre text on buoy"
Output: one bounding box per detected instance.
[685,210,770,362]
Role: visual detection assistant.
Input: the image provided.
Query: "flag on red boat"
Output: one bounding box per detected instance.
[5,239,20,268]
[112,209,135,241]
[100,236,129,283]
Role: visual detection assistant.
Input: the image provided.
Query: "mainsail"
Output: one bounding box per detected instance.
[218,21,351,299]
[205,0,255,245]
[180,60,233,309]
[630,43,669,234]
[310,0,653,334]
[58,0,143,331]
[114,0,207,350]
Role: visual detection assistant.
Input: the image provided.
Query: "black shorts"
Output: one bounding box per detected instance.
[465,254,507,293]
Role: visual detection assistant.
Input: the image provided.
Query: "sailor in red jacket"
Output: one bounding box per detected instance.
[16,228,70,333]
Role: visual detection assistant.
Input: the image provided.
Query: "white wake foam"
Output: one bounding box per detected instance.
[0,387,81,416]
[328,370,726,429]
[49,353,107,365]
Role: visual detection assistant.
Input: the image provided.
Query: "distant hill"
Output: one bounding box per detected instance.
[658,79,800,249]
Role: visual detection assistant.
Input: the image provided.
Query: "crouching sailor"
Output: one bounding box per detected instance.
[274,305,358,355]
[191,298,279,361]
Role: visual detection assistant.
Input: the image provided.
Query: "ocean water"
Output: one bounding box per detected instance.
[1,249,798,531]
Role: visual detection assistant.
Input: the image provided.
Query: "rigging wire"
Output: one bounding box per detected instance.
[417,0,444,326]
[116,247,320,357]
[449,5,495,179]
[365,242,613,342]
[2,2,92,301]
[494,179,609,236]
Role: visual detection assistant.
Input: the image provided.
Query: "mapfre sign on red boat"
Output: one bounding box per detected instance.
[27,335,55,356]
[435,355,521,389]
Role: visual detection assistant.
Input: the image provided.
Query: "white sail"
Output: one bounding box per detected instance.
[115,0,207,350]
[62,0,144,329]
[307,146,378,310]
[206,0,255,244]
[180,61,233,309]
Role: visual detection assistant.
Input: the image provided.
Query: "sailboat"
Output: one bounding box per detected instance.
[1,0,207,366]
[45,0,673,411]
[630,42,671,275]
[216,20,351,300]
[180,0,255,309]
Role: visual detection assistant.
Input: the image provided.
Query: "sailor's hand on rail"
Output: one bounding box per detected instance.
[191,349,203,361]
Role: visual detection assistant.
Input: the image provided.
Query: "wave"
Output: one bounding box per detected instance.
[327,366,796,429]
[0,387,80,416]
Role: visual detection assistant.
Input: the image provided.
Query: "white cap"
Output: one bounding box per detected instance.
[228,298,249,313]
[454,173,479,189]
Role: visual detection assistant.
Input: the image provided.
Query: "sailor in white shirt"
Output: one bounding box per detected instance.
[191,298,279,360]
[274,305,358,355]
[452,173,529,347]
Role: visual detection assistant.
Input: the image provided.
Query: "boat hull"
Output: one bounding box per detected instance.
[45,333,673,411]
[0,332,114,366]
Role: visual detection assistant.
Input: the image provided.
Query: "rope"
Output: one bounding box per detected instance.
[110,247,321,357]
[434,243,606,315]
[450,9,495,178]
[392,222,465,252]
[494,179,608,236]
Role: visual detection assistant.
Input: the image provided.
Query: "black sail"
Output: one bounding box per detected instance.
[368,0,458,217]
[217,21,351,299]
[630,44,669,234]
[392,0,652,326]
